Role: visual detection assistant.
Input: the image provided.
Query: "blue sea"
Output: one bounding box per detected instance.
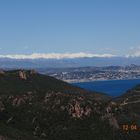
[73,79,140,97]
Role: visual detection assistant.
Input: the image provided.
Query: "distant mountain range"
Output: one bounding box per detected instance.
[0,70,140,140]
[0,57,140,69]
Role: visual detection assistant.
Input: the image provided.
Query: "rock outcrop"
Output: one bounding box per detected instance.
[1,70,139,140]
[19,71,27,80]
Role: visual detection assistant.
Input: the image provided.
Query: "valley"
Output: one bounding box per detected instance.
[0,70,140,140]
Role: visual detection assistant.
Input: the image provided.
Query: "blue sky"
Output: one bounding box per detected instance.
[0,0,140,57]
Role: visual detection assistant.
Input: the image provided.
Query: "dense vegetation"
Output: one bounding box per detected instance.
[0,70,139,140]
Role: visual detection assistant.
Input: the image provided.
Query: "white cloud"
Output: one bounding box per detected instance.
[0,52,115,59]
[126,46,140,57]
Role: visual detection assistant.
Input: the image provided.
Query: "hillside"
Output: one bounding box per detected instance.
[0,70,109,99]
[0,70,140,140]
[110,84,140,140]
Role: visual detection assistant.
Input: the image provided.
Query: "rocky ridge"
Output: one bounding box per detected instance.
[0,70,139,140]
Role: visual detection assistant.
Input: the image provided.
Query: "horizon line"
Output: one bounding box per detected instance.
[0,52,138,59]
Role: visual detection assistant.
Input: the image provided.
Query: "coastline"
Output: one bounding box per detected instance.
[66,78,140,84]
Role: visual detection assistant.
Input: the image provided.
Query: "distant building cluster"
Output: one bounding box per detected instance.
[47,65,140,83]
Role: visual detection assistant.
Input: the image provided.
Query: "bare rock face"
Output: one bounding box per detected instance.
[0,70,5,75]
[68,100,92,119]
[84,106,92,116]
[19,71,27,80]
[69,101,84,118]
[18,70,37,80]
[12,97,26,107]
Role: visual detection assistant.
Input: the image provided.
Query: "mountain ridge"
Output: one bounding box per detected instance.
[0,70,140,140]
[0,57,140,68]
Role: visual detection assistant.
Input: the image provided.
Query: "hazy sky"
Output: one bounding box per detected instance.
[0,0,140,56]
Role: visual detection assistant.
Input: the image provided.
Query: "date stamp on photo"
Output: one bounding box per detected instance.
[122,123,140,132]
